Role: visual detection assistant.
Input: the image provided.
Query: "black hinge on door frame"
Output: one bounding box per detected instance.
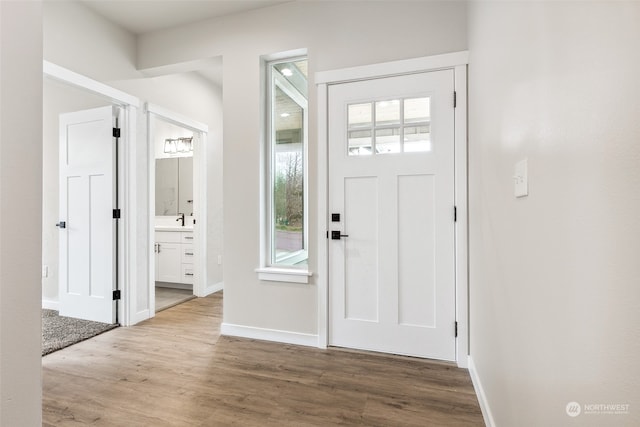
[454,206,457,222]
[113,117,120,324]
[453,91,457,108]
[455,321,458,337]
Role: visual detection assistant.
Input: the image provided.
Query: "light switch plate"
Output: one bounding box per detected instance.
[514,158,528,198]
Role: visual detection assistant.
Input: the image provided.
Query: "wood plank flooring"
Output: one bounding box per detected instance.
[43,293,484,426]
[155,286,195,312]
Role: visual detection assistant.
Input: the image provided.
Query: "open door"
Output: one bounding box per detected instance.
[58,106,118,323]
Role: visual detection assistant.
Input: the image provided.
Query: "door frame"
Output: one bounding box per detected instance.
[146,103,210,315]
[44,61,141,326]
[315,51,469,367]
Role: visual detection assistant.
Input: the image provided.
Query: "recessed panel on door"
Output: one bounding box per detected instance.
[89,174,110,298]
[66,175,86,295]
[344,176,379,322]
[67,120,106,167]
[398,174,436,328]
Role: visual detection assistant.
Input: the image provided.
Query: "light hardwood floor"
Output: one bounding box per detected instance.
[155,286,195,312]
[43,293,484,426]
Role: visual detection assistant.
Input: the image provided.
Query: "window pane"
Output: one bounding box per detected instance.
[375,100,400,126]
[404,125,431,152]
[273,84,304,264]
[348,129,372,156]
[375,127,401,154]
[404,97,430,124]
[348,103,372,128]
[348,103,372,156]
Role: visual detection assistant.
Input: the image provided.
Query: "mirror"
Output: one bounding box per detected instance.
[155,157,193,215]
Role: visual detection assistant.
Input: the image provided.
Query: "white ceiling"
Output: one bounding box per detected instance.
[80,0,293,35]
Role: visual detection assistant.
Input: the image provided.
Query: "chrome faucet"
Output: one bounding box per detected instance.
[176,213,185,227]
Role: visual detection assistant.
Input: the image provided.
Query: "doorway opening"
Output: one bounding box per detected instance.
[42,63,141,354]
[147,106,209,315]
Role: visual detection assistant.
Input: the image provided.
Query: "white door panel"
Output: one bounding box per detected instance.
[59,106,116,323]
[329,71,455,360]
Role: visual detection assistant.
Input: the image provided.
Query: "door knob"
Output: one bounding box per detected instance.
[331,230,349,240]
[55,221,66,229]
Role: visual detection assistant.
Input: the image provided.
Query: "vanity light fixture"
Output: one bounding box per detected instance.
[179,137,193,152]
[164,137,193,154]
[176,138,187,153]
[163,138,177,153]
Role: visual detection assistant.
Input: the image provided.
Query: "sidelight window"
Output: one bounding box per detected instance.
[265,57,308,267]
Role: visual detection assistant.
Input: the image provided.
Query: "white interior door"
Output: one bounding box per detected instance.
[328,70,456,360]
[59,105,117,323]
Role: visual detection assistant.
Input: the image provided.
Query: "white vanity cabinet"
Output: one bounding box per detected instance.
[155,230,194,285]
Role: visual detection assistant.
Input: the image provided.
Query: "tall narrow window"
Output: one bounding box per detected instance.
[267,57,308,267]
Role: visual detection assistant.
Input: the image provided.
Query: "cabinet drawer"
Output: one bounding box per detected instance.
[181,232,194,243]
[181,245,195,264]
[182,264,194,284]
[155,231,181,243]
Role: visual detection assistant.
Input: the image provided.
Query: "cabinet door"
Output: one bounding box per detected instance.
[156,242,182,283]
[155,246,159,279]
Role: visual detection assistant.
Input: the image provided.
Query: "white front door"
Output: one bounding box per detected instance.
[328,70,456,360]
[59,106,117,323]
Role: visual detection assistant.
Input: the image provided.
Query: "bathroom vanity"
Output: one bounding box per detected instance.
[155,226,194,286]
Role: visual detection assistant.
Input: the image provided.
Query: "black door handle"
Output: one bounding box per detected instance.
[55,221,66,229]
[331,230,349,240]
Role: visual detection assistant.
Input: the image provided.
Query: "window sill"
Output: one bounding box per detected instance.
[255,267,312,284]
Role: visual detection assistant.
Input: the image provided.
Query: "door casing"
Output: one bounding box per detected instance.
[315,51,469,367]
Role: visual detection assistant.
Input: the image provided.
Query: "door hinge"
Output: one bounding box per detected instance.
[454,206,457,222]
[453,91,457,108]
[112,290,121,301]
[113,208,121,219]
[455,321,458,337]
[326,230,329,239]
[113,127,121,138]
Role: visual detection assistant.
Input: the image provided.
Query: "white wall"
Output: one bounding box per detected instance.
[468,2,640,426]
[0,1,43,424]
[42,2,224,314]
[43,0,137,81]
[137,1,467,335]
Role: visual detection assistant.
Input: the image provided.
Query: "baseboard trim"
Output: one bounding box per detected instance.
[204,281,223,296]
[131,309,151,326]
[221,323,318,347]
[468,356,496,427]
[42,299,59,310]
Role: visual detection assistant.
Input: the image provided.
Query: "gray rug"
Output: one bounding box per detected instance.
[42,309,118,356]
